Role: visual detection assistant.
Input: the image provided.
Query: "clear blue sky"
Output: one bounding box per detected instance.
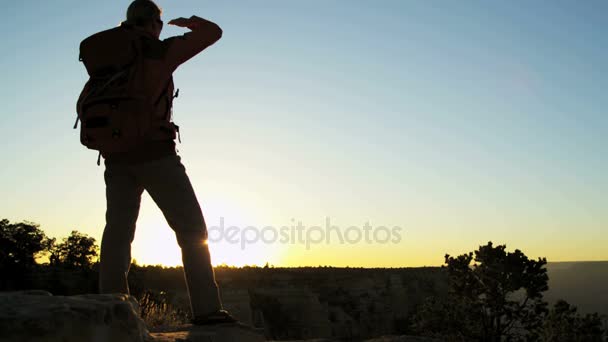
[1,1,606,267]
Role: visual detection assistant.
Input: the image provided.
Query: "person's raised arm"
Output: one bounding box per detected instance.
[164,15,223,71]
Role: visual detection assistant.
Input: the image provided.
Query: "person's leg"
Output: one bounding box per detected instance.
[137,155,222,317]
[99,163,144,294]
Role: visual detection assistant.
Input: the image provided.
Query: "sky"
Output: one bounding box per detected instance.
[1,0,606,267]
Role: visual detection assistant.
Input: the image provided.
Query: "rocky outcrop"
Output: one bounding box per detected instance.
[0,291,149,342]
[150,324,265,342]
[0,291,266,342]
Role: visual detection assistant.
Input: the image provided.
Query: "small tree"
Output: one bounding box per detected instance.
[0,219,53,289]
[50,230,98,269]
[0,219,52,269]
[414,242,549,341]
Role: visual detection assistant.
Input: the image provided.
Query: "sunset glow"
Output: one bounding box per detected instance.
[1,1,606,268]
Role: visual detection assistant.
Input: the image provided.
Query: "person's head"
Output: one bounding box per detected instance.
[125,0,163,38]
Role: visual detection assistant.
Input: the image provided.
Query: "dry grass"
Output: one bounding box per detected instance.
[138,291,189,329]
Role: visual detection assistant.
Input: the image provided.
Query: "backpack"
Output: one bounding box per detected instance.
[74,26,177,162]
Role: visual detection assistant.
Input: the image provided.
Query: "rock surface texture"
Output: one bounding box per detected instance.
[150,324,266,342]
[0,291,266,342]
[0,291,149,342]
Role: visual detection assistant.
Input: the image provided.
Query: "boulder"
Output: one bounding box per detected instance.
[0,291,149,342]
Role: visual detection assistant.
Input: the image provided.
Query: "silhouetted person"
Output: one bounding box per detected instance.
[79,0,235,325]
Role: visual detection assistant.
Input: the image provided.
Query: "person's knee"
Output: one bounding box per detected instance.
[102,220,137,245]
[167,211,206,240]
[175,229,208,249]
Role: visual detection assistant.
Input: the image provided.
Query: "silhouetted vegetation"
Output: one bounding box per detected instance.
[0,219,53,289]
[539,300,607,342]
[50,230,98,269]
[138,290,189,329]
[1,218,606,340]
[413,242,606,341]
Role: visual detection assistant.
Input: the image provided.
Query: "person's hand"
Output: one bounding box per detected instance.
[167,17,191,27]
[168,16,205,29]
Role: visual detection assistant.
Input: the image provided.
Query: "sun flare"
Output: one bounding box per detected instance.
[130,196,282,267]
